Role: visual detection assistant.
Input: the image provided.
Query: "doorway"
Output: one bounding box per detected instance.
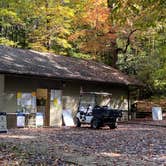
[36,89,48,126]
[36,89,63,127]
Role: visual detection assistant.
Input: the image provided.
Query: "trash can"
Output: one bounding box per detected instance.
[36,112,44,127]
[152,107,162,120]
[17,113,25,127]
[0,112,7,133]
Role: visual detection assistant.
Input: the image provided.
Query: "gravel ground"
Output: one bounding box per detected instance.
[120,119,166,127]
[0,124,166,166]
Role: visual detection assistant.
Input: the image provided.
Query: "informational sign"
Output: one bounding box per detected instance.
[53,98,58,106]
[17,92,37,113]
[0,112,7,133]
[62,109,74,127]
[17,92,22,106]
[31,92,37,111]
[17,113,25,127]
[36,112,44,127]
[50,90,62,126]
[21,93,32,107]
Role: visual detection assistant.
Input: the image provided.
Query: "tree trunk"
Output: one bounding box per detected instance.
[45,0,50,50]
[111,41,118,68]
[106,0,118,68]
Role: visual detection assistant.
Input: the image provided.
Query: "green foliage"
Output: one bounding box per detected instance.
[70,52,91,59]
[0,8,23,26]
[0,37,17,47]
[118,23,166,97]
[106,0,166,97]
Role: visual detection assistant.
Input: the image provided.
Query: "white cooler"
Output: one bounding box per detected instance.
[152,107,162,120]
[17,113,25,127]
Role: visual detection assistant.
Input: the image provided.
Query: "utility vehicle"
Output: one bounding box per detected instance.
[75,92,122,129]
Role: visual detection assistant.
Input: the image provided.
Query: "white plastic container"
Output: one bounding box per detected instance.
[36,112,44,127]
[17,113,25,127]
[152,107,162,120]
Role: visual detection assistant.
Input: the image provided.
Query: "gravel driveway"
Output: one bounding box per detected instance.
[0,124,166,166]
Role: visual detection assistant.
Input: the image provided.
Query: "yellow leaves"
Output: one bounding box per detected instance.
[29,42,48,52]
[0,37,17,47]
[56,37,72,49]
[0,8,23,26]
[81,0,110,29]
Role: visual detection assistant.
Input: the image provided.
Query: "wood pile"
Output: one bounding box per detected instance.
[136,100,166,112]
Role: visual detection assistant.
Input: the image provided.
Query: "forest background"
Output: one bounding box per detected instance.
[0,0,165,99]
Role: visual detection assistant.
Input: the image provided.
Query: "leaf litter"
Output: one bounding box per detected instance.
[0,124,165,165]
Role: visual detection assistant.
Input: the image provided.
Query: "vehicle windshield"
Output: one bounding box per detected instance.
[79,93,112,111]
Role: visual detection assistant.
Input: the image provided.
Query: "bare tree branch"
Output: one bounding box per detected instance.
[117,29,138,54]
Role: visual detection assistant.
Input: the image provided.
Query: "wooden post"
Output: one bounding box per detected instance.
[45,89,50,126]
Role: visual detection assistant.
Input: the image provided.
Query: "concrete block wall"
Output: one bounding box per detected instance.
[3,75,130,128]
[62,82,80,117]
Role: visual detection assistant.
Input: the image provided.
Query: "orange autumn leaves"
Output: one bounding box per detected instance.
[69,0,116,58]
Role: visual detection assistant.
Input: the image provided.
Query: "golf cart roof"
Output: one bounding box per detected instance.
[80,92,112,96]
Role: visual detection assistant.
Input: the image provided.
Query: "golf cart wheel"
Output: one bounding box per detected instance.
[75,118,81,127]
[91,119,100,129]
[109,123,117,129]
